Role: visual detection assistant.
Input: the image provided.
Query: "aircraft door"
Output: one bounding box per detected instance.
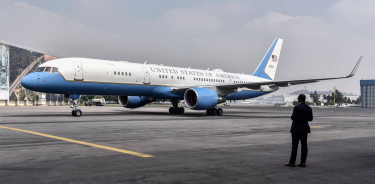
[142,67,150,84]
[73,61,84,81]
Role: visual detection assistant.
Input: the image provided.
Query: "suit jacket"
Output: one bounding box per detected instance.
[290,102,313,134]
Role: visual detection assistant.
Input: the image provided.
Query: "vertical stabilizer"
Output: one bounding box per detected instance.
[252,38,283,81]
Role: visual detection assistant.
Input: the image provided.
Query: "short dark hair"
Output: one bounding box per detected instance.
[298,94,306,102]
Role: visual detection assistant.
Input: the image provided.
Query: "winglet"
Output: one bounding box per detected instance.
[346,56,362,78]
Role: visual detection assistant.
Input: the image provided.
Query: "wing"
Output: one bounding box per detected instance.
[172,56,362,94]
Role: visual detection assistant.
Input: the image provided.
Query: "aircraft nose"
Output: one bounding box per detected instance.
[21,73,36,90]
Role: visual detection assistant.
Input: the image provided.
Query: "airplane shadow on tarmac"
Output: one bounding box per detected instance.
[2,110,292,125]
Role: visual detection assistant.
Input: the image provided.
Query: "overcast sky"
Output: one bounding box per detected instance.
[0,0,374,96]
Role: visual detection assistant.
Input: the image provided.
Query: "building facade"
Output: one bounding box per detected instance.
[360,80,375,108]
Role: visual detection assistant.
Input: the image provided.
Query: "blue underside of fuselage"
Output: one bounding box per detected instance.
[22,72,270,100]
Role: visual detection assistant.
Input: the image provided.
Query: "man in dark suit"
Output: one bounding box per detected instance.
[285,94,313,167]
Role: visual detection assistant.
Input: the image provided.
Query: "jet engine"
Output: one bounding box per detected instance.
[184,88,223,110]
[118,96,150,108]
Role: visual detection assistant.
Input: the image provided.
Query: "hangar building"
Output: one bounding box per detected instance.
[360,79,375,108]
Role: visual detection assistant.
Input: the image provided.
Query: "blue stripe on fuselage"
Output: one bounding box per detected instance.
[26,72,270,100]
[226,90,269,100]
[30,72,183,99]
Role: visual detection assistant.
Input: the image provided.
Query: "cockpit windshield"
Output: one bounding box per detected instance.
[52,67,58,73]
[34,67,45,72]
[45,67,52,73]
[34,67,59,73]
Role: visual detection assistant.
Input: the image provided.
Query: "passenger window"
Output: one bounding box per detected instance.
[125,72,128,76]
[114,71,116,75]
[129,72,131,76]
[118,71,120,75]
[177,76,179,79]
[183,77,185,80]
[45,67,52,73]
[159,75,161,78]
[171,76,173,79]
[122,72,124,75]
[34,67,45,72]
[166,75,168,79]
[52,67,58,73]
[162,75,164,78]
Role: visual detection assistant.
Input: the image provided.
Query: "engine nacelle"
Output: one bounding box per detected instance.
[184,88,218,110]
[118,96,149,108]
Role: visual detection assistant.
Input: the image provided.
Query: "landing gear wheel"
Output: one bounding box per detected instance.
[169,107,174,114]
[179,107,185,114]
[72,110,76,116]
[174,107,179,114]
[212,108,218,116]
[206,109,212,115]
[75,110,82,117]
[217,108,223,116]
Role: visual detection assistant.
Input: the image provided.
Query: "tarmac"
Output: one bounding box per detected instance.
[0,105,374,184]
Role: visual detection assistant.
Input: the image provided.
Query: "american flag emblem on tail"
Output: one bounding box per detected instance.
[272,55,278,62]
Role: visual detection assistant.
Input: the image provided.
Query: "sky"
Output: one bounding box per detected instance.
[0,0,374,96]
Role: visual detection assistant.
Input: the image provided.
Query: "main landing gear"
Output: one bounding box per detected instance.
[169,99,185,114]
[206,108,223,116]
[70,99,82,117]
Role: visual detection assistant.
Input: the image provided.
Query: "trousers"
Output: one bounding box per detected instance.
[289,133,308,164]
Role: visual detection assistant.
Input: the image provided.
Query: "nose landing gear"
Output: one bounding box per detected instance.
[70,99,82,117]
[169,99,185,114]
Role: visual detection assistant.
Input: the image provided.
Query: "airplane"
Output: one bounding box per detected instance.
[20,38,362,117]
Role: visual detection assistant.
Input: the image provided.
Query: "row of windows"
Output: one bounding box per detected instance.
[159,75,185,80]
[194,77,224,83]
[34,67,59,73]
[234,81,249,84]
[114,71,131,76]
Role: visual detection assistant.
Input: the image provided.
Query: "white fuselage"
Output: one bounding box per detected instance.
[40,58,271,87]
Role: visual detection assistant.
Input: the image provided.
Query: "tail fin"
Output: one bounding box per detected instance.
[252,38,283,81]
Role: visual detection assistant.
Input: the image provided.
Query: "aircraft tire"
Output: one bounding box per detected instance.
[72,110,76,116]
[179,107,185,114]
[217,108,223,116]
[169,107,174,114]
[212,108,218,116]
[206,109,211,115]
[174,107,179,114]
[75,110,82,117]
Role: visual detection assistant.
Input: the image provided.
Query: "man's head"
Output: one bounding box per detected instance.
[298,94,306,103]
